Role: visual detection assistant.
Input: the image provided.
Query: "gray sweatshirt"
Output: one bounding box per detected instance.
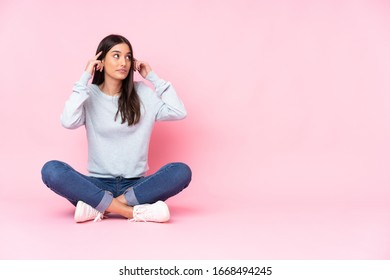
[61,71,187,178]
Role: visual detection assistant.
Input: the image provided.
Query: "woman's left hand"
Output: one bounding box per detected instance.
[134,59,152,78]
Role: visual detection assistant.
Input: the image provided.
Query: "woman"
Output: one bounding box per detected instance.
[41,34,191,223]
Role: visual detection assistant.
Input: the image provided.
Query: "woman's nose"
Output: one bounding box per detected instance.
[119,56,127,66]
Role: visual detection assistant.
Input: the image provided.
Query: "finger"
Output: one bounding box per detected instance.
[134,61,140,71]
[94,51,103,59]
[137,61,143,71]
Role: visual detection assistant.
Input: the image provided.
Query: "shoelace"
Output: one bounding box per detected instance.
[93,212,104,222]
[129,206,148,222]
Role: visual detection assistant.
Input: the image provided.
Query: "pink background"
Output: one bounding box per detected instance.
[1,0,390,259]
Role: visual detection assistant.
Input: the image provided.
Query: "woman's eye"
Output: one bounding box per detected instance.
[126,55,131,60]
[114,54,119,58]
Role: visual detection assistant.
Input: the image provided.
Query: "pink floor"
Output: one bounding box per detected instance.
[2,183,390,260]
[1,0,390,260]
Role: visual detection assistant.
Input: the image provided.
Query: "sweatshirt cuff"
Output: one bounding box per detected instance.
[145,71,159,82]
[146,71,170,93]
[79,71,92,86]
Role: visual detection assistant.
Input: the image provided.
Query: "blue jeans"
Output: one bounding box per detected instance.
[41,160,192,213]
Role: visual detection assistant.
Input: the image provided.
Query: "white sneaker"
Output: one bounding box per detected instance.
[130,201,170,223]
[74,201,104,223]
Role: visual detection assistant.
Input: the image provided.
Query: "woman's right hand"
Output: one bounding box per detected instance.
[85,51,103,76]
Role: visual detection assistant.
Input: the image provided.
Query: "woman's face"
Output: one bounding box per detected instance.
[102,43,132,81]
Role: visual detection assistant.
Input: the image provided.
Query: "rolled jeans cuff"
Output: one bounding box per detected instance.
[124,187,139,206]
[95,191,113,213]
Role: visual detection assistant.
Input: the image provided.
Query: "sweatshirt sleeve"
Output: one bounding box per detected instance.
[60,71,91,129]
[146,71,187,121]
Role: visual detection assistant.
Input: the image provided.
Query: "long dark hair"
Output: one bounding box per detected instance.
[92,34,141,126]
